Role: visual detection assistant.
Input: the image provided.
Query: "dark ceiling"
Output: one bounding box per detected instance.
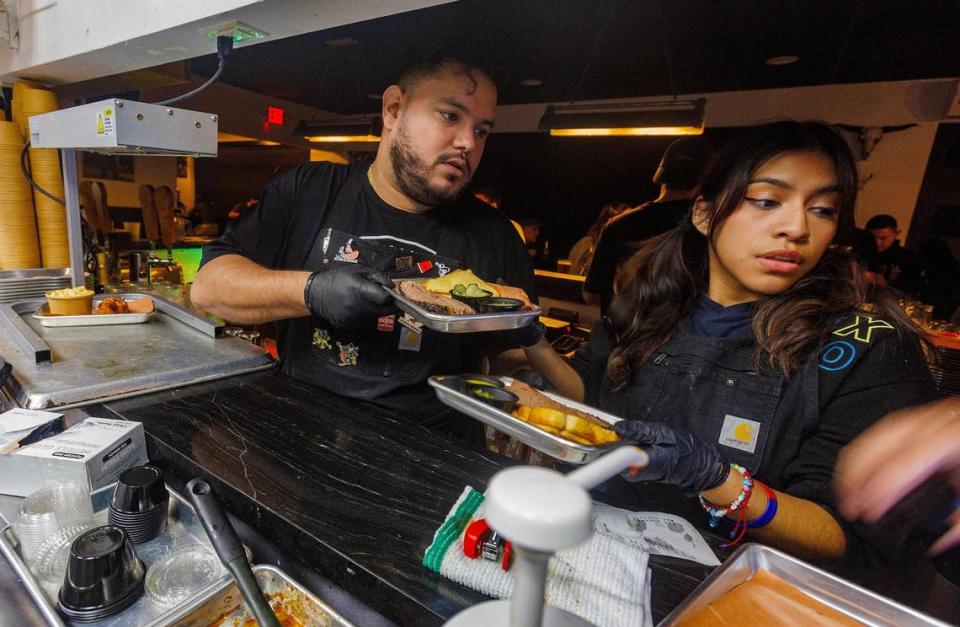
[189,0,960,116]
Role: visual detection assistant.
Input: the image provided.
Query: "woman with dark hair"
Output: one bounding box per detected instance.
[568,202,630,275]
[522,121,937,566]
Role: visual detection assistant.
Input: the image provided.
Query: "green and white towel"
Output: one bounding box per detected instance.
[424,486,654,627]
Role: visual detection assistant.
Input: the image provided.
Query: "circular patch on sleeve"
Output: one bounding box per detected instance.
[818,340,857,372]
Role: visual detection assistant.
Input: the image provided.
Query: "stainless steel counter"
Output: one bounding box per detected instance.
[0,297,273,410]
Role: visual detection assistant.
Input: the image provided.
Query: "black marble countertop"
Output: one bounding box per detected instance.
[97,370,713,626]
[94,369,960,626]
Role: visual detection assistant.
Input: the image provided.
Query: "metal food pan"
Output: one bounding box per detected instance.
[386,279,541,333]
[33,295,157,328]
[0,483,232,627]
[429,375,621,464]
[159,564,354,626]
[659,543,950,626]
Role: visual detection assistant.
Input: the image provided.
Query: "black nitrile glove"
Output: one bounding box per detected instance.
[613,421,730,493]
[304,268,394,328]
[510,320,546,348]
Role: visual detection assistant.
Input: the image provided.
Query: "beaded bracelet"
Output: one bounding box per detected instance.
[698,464,753,528]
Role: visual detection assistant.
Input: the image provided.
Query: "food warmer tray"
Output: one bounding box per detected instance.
[0,295,273,410]
[429,375,621,464]
[33,295,157,327]
[386,279,541,333]
[659,543,950,626]
[158,564,354,626]
[0,483,232,627]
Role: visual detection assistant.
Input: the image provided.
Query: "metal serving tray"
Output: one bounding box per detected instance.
[387,279,541,333]
[659,543,950,626]
[429,375,621,464]
[33,295,157,327]
[159,564,354,626]
[0,484,232,627]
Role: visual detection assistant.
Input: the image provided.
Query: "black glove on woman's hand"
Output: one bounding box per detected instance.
[304,268,394,328]
[613,420,730,493]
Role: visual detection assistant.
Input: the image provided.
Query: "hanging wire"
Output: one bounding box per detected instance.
[20,140,64,205]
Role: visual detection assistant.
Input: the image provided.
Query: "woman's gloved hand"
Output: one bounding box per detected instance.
[613,421,730,493]
[304,268,394,328]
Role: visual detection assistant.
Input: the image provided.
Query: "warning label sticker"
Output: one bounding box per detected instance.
[97,107,114,136]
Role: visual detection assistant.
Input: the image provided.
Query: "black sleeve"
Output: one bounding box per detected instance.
[567,319,614,406]
[782,330,938,508]
[780,327,940,571]
[199,163,328,270]
[583,221,619,297]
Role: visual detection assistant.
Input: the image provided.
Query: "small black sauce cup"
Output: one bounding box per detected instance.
[467,385,519,413]
[58,525,144,621]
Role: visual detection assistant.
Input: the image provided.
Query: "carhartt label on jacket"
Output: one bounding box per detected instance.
[719,415,760,453]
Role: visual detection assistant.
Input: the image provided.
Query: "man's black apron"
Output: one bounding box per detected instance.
[280,166,474,421]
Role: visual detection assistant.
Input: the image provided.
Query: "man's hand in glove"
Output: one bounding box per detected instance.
[613,421,730,493]
[304,268,394,328]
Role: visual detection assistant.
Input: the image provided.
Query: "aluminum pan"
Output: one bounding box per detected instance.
[34,295,157,328]
[387,279,541,333]
[429,375,621,464]
[159,564,355,627]
[659,543,950,626]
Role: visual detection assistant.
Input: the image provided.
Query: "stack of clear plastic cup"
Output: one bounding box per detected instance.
[33,520,99,584]
[12,482,95,569]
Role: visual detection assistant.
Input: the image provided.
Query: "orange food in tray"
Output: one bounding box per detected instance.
[678,569,861,626]
[507,380,619,446]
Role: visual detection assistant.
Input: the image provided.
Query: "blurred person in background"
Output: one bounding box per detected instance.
[568,202,630,276]
[863,213,922,297]
[584,136,714,312]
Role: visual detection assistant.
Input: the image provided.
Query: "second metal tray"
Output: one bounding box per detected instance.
[387,280,541,333]
[659,543,950,626]
[157,564,355,626]
[33,295,157,327]
[429,375,621,464]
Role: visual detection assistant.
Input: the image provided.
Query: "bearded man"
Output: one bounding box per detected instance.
[192,57,536,429]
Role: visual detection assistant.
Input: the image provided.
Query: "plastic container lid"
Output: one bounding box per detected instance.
[144,544,223,609]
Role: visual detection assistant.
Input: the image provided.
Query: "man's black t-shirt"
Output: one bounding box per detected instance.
[201,162,534,419]
[584,199,693,313]
[865,242,922,298]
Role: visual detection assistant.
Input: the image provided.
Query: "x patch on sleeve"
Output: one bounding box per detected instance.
[831,315,894,344]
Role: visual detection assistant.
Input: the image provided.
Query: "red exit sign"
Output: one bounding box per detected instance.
[267,106,284,125]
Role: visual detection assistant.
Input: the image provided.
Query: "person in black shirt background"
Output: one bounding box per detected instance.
[583,136,714,312]
[863,213,922,297]
[192,57,536,428]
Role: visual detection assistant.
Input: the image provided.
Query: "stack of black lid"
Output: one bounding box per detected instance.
[107,465,169,544]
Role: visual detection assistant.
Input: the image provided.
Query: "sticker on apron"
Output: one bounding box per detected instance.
[334,239,360,263]
[718,414,760,454]
[377,314,396,332]
[435,262,451,277]
[398,313,423,335]
[312,328,332,350]
[336,341,359,366]
[395,256,413,272]
[398,326,423,352]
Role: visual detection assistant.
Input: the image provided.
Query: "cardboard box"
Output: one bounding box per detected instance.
[0,416,147,497]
